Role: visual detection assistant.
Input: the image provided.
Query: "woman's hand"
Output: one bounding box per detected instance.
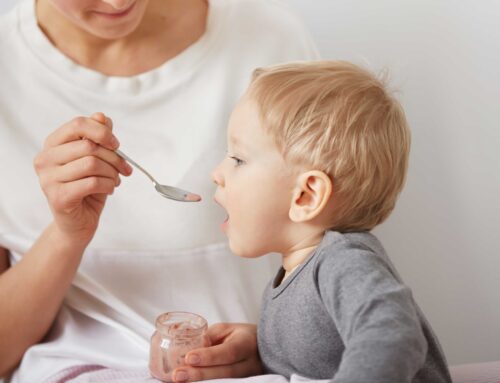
[33,112,132,245]
[151,323,263,382]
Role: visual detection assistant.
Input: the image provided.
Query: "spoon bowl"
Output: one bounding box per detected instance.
[155,184,201,202]
[115,149,201,203]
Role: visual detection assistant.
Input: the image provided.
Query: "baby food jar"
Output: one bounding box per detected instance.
[150,311,210,380]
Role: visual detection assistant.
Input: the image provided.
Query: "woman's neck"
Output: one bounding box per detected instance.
[36,0,208,76]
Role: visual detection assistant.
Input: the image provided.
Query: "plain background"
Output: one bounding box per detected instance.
[1,0,499,366]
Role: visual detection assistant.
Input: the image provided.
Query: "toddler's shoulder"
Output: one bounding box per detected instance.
[313,232,410,308]
[313,231,392,276]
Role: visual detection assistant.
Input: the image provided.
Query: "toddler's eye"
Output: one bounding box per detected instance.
[229,156,244,167]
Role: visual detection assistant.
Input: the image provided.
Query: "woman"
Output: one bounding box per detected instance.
[0,0,318,382]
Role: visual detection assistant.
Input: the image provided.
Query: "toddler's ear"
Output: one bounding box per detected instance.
[289,171,332,223]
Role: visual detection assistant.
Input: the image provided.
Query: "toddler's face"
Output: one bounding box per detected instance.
[212,96,295,258]
[46,0,148,39]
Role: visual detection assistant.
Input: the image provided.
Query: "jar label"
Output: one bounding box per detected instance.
[160,338,171,350]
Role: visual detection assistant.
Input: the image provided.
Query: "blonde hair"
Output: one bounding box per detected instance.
[247,61,411,232]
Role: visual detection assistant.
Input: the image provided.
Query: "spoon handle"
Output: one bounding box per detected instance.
[115,149,157,185]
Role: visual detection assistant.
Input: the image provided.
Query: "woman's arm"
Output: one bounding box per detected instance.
[0,113,131,375]
[0,230,89,375]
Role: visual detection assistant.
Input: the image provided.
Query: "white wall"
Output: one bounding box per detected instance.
[284,0,500,365]
[2,0,499,366]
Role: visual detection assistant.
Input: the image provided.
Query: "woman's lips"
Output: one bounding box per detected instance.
[93,2,136,18]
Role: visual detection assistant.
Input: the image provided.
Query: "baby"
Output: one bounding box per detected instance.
[212,61,452,382]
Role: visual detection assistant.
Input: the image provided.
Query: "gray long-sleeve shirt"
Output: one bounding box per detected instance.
[257,231,452,383]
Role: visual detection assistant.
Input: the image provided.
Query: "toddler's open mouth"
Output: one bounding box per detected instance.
[214,197,229,231]
[221,214,229,231]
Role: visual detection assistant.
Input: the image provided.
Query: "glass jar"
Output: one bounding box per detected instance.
[150,312,210,379]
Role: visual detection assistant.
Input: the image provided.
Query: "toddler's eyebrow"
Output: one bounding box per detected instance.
[229,135,243,149]
[229,134,251,154]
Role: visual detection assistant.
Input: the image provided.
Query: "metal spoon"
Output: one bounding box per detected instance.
[115,149,201,202]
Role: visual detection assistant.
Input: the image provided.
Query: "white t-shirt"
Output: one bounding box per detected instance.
[0,0,318,381]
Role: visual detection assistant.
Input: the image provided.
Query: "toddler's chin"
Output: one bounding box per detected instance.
[228,241,261,259]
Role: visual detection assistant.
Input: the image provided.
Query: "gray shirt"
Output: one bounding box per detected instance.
[258,231,452,383]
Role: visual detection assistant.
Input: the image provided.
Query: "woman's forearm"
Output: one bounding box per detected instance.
[0,222,88,375]
[0,113,126,376]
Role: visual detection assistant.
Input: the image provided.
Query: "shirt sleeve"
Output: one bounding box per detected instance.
[316,241,428,383]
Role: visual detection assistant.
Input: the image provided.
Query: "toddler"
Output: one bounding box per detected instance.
[212,61,452,382]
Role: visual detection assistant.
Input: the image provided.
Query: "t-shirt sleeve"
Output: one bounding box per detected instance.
[316,240,428,383]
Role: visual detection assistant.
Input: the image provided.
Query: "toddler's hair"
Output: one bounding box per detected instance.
[248,61,411,231]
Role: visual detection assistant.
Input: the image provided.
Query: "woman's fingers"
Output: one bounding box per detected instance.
[43,115,119,150]
[54,156,121,184]
[49,177,117,214]
[39,139,132,175]
[33,113,132,195]
[33,112,127,241]
[66,176,117,199]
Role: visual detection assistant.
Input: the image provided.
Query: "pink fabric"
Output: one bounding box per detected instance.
[450,361,500,383]
[43,365,156,383]
[42,362,500,383]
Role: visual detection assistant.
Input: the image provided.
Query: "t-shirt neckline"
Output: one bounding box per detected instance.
[271,231,341,299]
[18,0,225,94]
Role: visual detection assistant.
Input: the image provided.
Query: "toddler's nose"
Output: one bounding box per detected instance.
[211,163,225,187]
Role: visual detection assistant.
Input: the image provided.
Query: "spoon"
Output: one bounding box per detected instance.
[115,149,201,202]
